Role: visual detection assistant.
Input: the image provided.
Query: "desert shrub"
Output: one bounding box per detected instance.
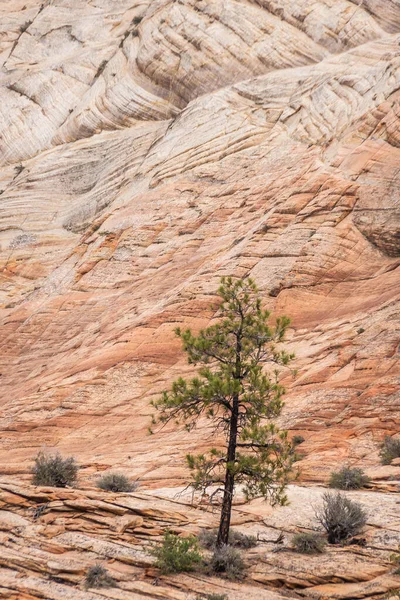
[202,595,228,600]
[390,545,400,575]
[292,435,305,446]
[97,472,137,493]
[85,564,115,589]
[380,436,400,465]
[32,451,78,488]
[329,466,370,490]
[209,545,245,580]
[198,529,219,549]
[151,531,202,574]
[228,530,257,549]
[316,492,367,544]
[292,532,326,554]
[198,528,256,550]
[20,21,31,33]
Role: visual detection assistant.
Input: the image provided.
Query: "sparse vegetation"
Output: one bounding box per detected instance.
[199,528,256,550]
[9,233,36,249]
[292,532,326,554]
[32,451,78,488]
[379,436,400,465]
[292,435,305,446]
[151,531,202,574]
[316,492,367,544]
[19,20,31,33]
[85,564,115,589]
[151,277,294,549]
[201,594,228,600]
[97,472,137,493]
[385,591,400,600]
[390,545,400,575]
[208,545,245,580]
[329,466,370,490]
[357,327,365,334]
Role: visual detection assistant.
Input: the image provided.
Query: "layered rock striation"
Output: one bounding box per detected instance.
[0,0,399,489]
[0,480,399,600]
[1,1,400,598]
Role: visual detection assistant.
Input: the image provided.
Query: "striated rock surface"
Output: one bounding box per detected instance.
[0,0,399,596]
[0,480,399,599]
[0,0,399,482]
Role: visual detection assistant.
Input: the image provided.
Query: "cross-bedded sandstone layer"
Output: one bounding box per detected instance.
[0,480,399,600]
[0,0,399,484]
[1,1,400,598]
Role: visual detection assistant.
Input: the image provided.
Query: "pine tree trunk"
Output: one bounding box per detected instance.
[216,320,242,549]
[216,393,239,548]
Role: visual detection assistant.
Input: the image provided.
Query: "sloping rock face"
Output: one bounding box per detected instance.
[0,480,399,600]
[1,1,400,598]
[0,0,399,486]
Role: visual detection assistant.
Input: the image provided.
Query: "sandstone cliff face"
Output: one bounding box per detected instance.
[0,0,399,482]
[0,1,399,597]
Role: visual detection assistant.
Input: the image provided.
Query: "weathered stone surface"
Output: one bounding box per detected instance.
[0,481,399,599]
[0,0,399,597]
[0,0,399,483]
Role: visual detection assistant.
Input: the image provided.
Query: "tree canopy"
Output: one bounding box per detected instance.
[151,276,295,548]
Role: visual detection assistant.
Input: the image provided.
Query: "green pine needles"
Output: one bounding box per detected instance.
[151,276,295,549]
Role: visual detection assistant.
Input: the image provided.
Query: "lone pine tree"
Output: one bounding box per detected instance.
[151,277,295,548]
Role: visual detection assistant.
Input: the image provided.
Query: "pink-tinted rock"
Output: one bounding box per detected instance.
[0,1,399,596]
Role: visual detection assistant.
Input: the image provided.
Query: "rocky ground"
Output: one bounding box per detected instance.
[0,477,400,599]
[0,0,399,597]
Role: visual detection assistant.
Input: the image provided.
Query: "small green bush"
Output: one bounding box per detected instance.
[329,466,370,490]
[32,451,78,488]
[97,472,137,493]
[202,594,228,600]
[292,435,305,446]
[209,545,245,580]
[151,531,202,574]
[292,532,326,554]
[198,528,256,550]
[85,564,115,589]
[316,492,367,544]
[380,436,400,465]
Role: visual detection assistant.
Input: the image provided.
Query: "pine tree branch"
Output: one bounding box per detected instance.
[236,443,277,449]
